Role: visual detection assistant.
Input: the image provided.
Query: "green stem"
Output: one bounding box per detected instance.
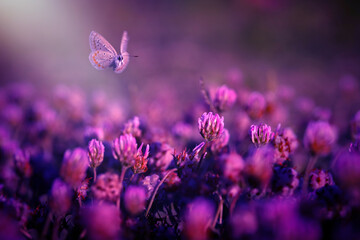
[93,167,97,182]
[146,168,177,217]
[118,166,129,209]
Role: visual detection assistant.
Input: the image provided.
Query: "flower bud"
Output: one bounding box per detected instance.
[88,139,105,168]
[213,85,237,112]
[112,134,137,167]
[303,121,337,156]
[198,112,224,142]
[50,179,72,217]
[124,185,147,215]
[60,148,88,188]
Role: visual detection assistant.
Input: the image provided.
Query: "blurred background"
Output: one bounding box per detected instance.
[0,0,359,112]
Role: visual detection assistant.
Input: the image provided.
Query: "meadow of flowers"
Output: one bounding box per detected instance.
[0,67,360,240]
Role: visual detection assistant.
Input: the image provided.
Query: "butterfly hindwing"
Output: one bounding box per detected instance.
[89,31,117,55]
[89,50,116,70]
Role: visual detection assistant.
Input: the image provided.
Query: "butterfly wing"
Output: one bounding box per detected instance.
[120,31,129,54]
[89,31,117,55]
[113,53,129,73]
[89,50,116,70]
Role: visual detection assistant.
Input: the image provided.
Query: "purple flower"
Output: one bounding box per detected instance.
[333,151,360,191]
[213,85,237,112]
[309,169,334,191]
[112,134,137,167]
[250,123,273,147]
[123,116,142,138]
[231,207,257,238]
[81,203,121,240]
[183,198,215,240]
[246,91,266,119]
[60,148,88,188]
[303,121,337,156]
[88,139,105,169]
[150,143,174,171]
[198,112,224,141]
[124,185,147,215]
[246,146,275,186]
[141,174,160,199]
[50,179,72,217]
[91,172,121,203]
[273,126,298,164]
[219,152,245,183]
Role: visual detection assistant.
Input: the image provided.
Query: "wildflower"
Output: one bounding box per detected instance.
[219,152,245,183]
[211,129,229,153]
[183,198,215,240]
[246,92,266,119]
[245,146,274,186]
[133,143,149,174]
[213,85,237,112]
[112,134,137,167]
[91,172,121,203]
[150,143,174,171]
[250,123,273,147]
[231,207,258,238]
[124,185,147,215]
[123,116,141,138]
[82,203,121,240]
[309,169,334,191]
[140,174,160,199]
[303,121,337,156]
[88,139,105,169]
[13,148,32,178]
[49,179,72,217]
[60,148,88,188]
[198,112,224,141]
[333,151,360,190]
[273,126,298,164]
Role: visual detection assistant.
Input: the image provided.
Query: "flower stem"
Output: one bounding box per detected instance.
[302,155,318,195]
[197,141,209,172]
[41,211,52,240]
[93,167,97,182]
[211,195,224,228]
[146,168,177,217]
[118,166,129,209]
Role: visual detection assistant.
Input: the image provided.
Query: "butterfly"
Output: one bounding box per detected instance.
[89,31,130,73]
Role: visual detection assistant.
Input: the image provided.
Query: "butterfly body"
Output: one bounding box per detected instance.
[89,31,130,73]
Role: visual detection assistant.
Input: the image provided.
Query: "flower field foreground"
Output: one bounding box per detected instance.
[0,76,360,240]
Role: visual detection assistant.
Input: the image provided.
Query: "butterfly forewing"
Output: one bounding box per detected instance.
[89,31,117,55]
[89,50,116,70]
[120,31,129,54]
[114,53,130,74]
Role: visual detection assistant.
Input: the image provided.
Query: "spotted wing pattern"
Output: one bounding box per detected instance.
[89,50,116,70]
